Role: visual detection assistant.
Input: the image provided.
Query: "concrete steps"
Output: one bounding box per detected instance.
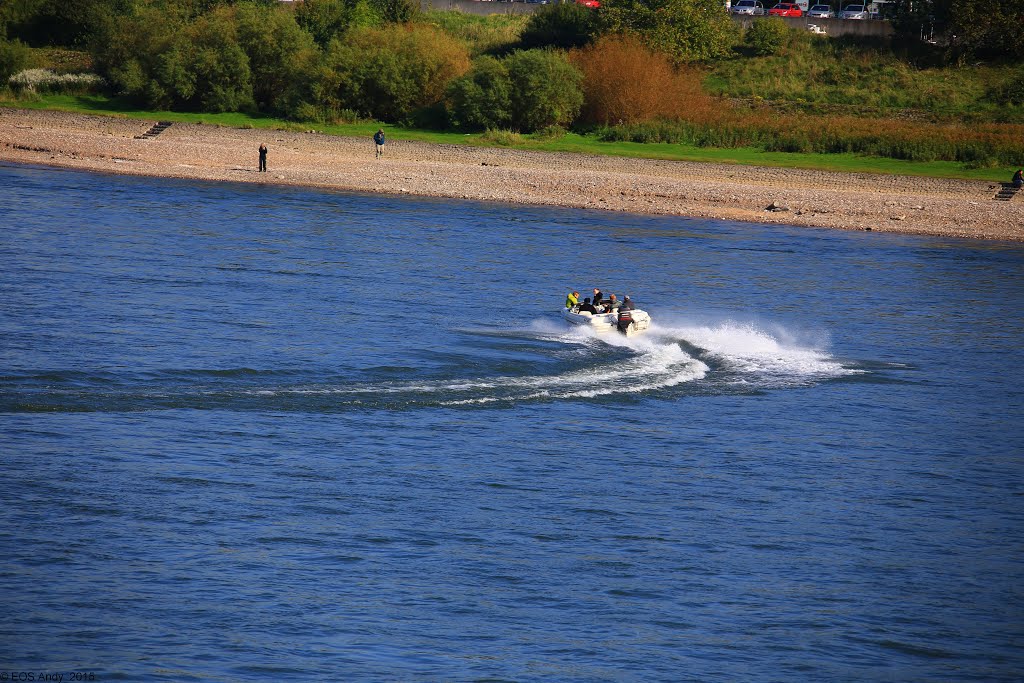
[135,121,173,139]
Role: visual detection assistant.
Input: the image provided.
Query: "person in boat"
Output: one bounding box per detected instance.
[605,293,621,311]
[621,295,635,311]
[566,290,579,309]
[616,307,634,335]
[577,297,598,314]
[592,288,603,306]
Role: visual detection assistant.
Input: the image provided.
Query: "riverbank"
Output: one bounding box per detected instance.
[2,107,1021,241]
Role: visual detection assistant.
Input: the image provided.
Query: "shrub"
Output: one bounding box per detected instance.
[92,5,254,112]
[446,55,512,130]
[320,24,471,121]
[600,0,739,63]
[991,73,1024,106]
[8,68,105,94]
[518,3,599,50]
[295,0,382,48]
[505,48,583,131]
[480,128,522,145]
[745,17,789,57]
[163,8,254,112]
[235,4,320,117]
[417,10,527,57]
[534,124,568,140]
[0,37,35,83]
[570,33,711,125]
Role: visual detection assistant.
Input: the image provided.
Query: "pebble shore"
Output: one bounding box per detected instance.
[2,107,1021,241]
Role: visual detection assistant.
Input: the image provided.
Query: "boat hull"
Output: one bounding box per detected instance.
[561,307,651,336]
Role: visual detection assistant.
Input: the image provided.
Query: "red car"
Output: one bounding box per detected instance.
[768,2,803,15]
[575,0,600,7]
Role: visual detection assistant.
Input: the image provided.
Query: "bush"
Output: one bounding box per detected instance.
[991,73,1024,107]
[92,6,254,112]
[570,34,710,125]
[446,55,512,130]
[480,128,522,145]
[600,0,739,63]
[8,68,104,94]
[745,17,789,57]
[295,0,381,48]
[235,4,320,117]
[162,8,254,112]
[505,48,583,131]
[417,10,527,57]
[0,37,35,83]
[320,24,471,121]
[518,3,598,50]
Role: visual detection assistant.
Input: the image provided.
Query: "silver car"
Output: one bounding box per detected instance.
[839,3,868,18]
[807,3,835,17]
[731,0,767,14]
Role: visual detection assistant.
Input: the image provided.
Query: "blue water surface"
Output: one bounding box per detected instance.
[1,163,1022,681]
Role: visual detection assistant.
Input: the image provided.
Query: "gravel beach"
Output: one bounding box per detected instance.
[2,107,1021,240]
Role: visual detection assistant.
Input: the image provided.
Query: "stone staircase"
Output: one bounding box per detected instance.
[135,121,173,139]
[994,183,1021,201]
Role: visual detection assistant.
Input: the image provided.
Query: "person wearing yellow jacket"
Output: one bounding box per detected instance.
[565,290,579,309]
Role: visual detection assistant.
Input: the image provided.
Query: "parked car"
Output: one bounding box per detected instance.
[839,3,868,17]
[575,0,599,7]
[730,0,766,14]
[768,2,803,15]
[806,3,835,17]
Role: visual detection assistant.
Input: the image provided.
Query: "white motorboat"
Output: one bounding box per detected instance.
[561,305,652,336]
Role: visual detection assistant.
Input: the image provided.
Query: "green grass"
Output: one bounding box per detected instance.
[1,93,1014,182]
[415,10,528,56]
[707,34,1021,123]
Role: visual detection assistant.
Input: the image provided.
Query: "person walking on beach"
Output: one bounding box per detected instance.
[258,143,267,173]
[373,129,385,159]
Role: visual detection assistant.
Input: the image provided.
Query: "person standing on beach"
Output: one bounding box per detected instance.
[1013,168,1023,188]
[374,129,385,159]
[258,143,267,172]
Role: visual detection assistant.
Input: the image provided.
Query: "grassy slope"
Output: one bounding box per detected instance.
[2,93,1013,182]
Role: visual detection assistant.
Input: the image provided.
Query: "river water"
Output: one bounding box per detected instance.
[1,163,1022,681]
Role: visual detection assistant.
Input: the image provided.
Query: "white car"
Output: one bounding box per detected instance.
[807,3,835,17]
[730,0,767,14]
[839,3,868,18]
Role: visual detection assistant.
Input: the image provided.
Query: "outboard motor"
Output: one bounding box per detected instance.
[616,310,633,335]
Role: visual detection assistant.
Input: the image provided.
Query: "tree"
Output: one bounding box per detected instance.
[505,48,583,131]
[891,0,1024,60]
[519,2,599,50]
[1,0,133,47]
[236,4,320,116]
[446,56,513,130]
[599,0,739,63]
[320,24,470,121]
[295,0,381,47]
[744,17,788,56]
[570,34,703,125]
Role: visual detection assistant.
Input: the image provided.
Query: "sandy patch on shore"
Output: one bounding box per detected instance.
[2,107,1021,240]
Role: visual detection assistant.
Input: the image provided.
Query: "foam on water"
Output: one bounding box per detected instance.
[0,313,861,411]
[647,314,861,387]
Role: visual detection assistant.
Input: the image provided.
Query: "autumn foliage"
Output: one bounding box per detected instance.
[569,34,713,126]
